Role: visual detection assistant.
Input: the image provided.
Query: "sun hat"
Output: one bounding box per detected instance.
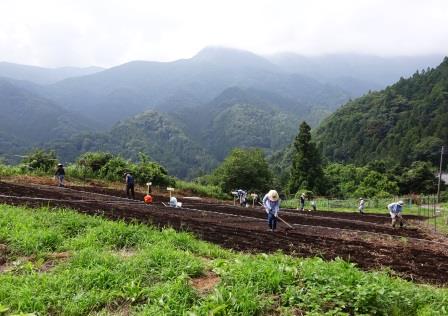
[301,193,305,196]
[57,163,63,167]
[267,190,279,201]
[359,197,363,200]
[398,200,404,205]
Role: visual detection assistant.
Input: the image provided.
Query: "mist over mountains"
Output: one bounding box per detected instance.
[0,47,443,177]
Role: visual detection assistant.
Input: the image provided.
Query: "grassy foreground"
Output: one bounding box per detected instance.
[0,205,447,316]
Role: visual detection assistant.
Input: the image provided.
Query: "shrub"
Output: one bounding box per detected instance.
[21,149,57,173]
[77,152,114,173]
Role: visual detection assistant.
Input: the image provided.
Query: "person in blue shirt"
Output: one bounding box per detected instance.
[263,190,280,232]
[387,200,404,227]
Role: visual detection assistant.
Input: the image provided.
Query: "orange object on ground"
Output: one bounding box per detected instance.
[144,194,153,204]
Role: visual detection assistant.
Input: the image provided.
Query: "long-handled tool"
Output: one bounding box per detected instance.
[277,215,294,228]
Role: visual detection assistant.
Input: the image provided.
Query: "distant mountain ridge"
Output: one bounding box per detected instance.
[0,62,104,84]
[39,47,351,127]
[0,47,443,177]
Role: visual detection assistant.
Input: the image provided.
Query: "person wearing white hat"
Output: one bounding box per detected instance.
[54,163,65,187]
[263,190,281,232]
[358,198,365,214]
[387,200,404,227]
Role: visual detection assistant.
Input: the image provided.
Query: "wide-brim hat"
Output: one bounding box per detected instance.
[301,193,305,196]
[267,190,279,201]
[398,200,404,205]
[57,163,63,167]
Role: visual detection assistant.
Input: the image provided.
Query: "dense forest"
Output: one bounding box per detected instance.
[315,57,448,167]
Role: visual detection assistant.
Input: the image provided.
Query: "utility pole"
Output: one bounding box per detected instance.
[437,146,444,204]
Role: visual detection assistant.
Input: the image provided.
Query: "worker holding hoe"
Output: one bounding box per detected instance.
[387,200,404,228]
[263,190,280,232]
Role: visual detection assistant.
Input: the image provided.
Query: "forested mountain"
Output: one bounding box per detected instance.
[0,48,443,178]
[170,87,301,160]
[0,62,104,84]
[52,88,302,178]
[39,47,350,127]
[315,57,448,166]
[0,79,94,158]
[53,111,217,179]
[268,53,443,97]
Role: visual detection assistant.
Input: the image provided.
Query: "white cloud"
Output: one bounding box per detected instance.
[0,0,447,67]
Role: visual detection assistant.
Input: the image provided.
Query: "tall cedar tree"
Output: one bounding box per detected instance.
[288,122,325,194]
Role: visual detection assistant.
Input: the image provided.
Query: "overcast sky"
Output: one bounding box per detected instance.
[0,0,447,68]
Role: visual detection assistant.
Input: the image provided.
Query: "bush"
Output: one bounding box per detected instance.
[99,156,130,182]
[77,152,114,173]
[22,149,58,173]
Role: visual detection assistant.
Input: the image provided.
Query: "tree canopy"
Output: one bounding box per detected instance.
[288,122,325,194]
[209,148,273,194]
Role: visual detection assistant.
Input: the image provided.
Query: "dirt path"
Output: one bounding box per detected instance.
[1,181,447,285]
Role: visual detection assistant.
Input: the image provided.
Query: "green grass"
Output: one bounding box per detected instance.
[0,204,447,315]
[175,180,228,200]
[0,164,24,177]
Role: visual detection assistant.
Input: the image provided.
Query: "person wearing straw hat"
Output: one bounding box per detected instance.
[387,200,404,227]
[263,190,281,232]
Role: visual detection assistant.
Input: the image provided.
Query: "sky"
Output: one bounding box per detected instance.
[0,0,447,68]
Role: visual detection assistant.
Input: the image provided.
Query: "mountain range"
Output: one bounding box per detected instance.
[0,47,443,177]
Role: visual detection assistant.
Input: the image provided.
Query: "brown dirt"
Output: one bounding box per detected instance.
[1,181,447,285]
[0,251,71,273]
[190,271,220,294]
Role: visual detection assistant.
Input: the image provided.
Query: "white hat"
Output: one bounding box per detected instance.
[398,200,404,205]
[267,190,279,201]
[301,193,305,196]
[359,197,363,200]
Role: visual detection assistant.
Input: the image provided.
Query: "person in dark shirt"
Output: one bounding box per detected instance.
[124,172,135,199]
[55,163,65,187]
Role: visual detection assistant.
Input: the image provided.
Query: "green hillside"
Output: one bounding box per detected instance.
[53,111,217,179]
[0,79,94,160]
[315,57,448,166]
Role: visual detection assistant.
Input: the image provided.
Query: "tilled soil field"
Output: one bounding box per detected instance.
[1,181,447,285]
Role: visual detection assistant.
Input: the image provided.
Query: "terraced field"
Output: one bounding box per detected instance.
[1,181,447,284]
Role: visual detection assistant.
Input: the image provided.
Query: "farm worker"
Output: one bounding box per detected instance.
[237,189,247,207]
[169,196,178,207]
[387,200,404,227]
[358,198,365,214]
[263,190,280,232]
[124,172,135,199]
[299,193,306,211]
[54,163,65,187]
